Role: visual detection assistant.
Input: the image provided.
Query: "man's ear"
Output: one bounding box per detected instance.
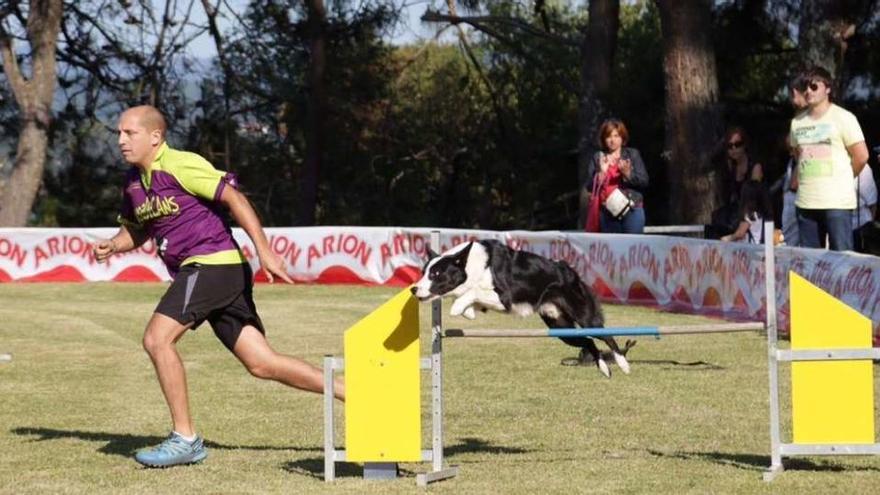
[150,129,163,146]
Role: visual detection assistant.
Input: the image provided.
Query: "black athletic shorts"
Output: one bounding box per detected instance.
[155,263,264,351]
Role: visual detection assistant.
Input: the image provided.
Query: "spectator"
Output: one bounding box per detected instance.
[721,180,774,244]
[853,164,877,253]
[710,127,765,238]
[779,76,809,246]
[790,66,869,251]
[584,119,649,234]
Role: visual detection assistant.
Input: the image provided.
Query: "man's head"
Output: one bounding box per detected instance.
[788,74,808,111]
[801,66,833,109]
[117,105,167,168]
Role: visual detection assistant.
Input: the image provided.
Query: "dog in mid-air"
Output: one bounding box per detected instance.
[410,239,632,377]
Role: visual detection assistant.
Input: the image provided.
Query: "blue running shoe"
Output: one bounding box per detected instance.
[135,432,207,468]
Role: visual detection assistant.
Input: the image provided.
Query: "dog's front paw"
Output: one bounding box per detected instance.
[462,306,477,319]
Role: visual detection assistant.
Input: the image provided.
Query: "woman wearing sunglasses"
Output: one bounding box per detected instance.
[710,126,765,238]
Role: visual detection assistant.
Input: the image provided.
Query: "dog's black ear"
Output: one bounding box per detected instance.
[426,244,439,261]
[453,241,473,266]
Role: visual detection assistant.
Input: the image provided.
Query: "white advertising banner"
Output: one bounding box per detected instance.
[1,227,878,342]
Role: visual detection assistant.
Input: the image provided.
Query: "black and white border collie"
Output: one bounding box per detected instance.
[410,239,631,377]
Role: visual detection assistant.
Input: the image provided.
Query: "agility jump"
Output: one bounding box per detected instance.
[324,225,880,484]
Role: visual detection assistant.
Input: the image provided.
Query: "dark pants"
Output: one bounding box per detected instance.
[796,208,853,251]
[600,207,646,234]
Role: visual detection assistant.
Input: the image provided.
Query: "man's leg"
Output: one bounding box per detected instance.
[796,208,822,248]
[136,313,207,468]
[232,325,345,400]
[825,209,854,251]
[142,313,195,436]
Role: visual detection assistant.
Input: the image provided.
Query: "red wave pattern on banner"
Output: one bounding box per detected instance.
[627,281,655,302]
[590,277,616,299]
[671,286,692,306]
[18,265,86,282]
[385,266,422,286]
[702,287,722,310]
[248,264,422,286]
[113,266,163,282]
[0,268,10,283]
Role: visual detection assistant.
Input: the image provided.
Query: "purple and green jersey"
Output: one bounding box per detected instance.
[118,143,245,276]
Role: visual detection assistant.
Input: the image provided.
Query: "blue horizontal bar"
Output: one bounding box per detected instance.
[548,327,660,338]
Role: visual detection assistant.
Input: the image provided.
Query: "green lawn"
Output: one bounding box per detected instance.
[0,283,878,494]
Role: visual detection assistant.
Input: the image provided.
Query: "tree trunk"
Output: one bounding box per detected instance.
[298,0,327,226]
[656,0,722,224]
[576,0,619,229]
[0,0,63,226]
[584,0,619,97]
[797,0,863,84]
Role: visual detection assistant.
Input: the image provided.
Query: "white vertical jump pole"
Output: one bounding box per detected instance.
[416,230,460,486]
[763,222,782,480]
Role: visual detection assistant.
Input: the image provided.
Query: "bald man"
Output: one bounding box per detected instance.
[92,105,344,468]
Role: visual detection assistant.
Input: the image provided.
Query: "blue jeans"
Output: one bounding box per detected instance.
[601,206,645,234]
[796,208,853,251]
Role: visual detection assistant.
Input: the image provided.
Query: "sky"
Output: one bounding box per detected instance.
[188,0,443,57]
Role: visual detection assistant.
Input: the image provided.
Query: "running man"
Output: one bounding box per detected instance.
[93,105,344,468]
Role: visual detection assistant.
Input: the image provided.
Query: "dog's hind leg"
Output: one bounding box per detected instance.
[540,313,610,378]
[563,288,630,376]
[599,336,631,375]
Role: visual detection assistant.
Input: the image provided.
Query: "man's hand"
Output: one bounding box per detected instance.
[259,251,294,284]
[92,238,117,263]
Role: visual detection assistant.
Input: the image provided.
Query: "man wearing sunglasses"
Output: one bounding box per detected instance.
[789,66,870,251]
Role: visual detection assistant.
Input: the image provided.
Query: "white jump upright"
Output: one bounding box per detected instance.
[323,230,459,485]
[763,225,880,481]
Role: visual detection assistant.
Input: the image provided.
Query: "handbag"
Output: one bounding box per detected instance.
[604,187,634,219]
[585,179,602,232]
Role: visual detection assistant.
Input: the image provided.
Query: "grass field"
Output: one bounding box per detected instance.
[1,283,879,494]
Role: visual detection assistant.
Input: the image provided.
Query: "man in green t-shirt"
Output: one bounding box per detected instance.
[789,66,869,251]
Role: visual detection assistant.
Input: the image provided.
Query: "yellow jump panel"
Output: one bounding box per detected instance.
[344,288,421,462]
[790,272,874,444]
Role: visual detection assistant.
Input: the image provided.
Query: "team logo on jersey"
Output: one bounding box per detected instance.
[134,195,180,222]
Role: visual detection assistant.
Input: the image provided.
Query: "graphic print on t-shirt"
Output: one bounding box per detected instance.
[793,123,833,179]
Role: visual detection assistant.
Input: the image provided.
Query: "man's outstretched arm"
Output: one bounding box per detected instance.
[220,186,293,284]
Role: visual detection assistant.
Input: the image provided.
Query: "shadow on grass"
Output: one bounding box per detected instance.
[444,436,530,456]
[11,427,321,458]
[649,449,880,473]
[285,436,530,479]
[561,356,724,370]
[629,359,725,370]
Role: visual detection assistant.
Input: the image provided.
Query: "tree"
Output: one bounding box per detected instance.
[656,0,722,224]
[797,0,866,79]
[0,0,63,226]
[299,0,327,225]
[577,0,619,228]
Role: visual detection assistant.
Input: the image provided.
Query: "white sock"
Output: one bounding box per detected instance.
[174,431,197,443]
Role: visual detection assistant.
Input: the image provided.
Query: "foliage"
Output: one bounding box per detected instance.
[12,0,880,228]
